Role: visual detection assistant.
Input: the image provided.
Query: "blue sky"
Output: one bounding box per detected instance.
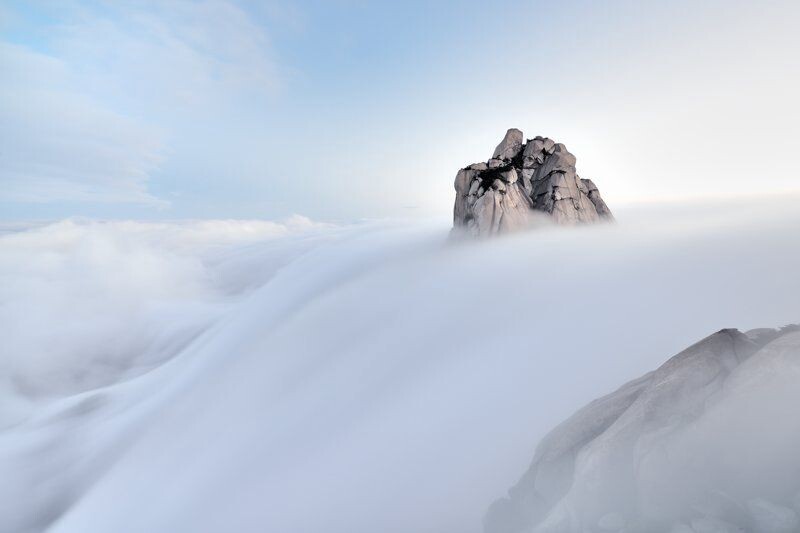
[2,0,799,221]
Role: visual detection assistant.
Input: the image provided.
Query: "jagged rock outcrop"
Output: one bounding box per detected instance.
[453,129,613,237]
[485,324,800,533]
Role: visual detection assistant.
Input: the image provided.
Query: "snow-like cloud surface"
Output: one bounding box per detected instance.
[0,202,798,532]
[0,216,326,405]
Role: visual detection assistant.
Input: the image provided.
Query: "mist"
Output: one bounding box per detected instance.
[1,198,799,533]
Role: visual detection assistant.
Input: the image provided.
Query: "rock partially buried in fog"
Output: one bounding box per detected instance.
[453,128,613,237]
[484,324,800,533]
[746,498,799,532]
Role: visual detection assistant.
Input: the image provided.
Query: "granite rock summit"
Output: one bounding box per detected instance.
[453,128,613,237]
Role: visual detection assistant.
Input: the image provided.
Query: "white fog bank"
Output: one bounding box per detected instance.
[0,198,798,533]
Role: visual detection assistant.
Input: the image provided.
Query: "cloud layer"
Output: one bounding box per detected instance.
[0,199,798,532]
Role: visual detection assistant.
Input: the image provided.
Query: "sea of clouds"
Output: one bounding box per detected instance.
[0,199,798,533]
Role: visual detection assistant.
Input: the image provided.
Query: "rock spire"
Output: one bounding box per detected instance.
[453,128,613,236]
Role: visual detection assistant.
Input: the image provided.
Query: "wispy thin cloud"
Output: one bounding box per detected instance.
[0,1,282,207]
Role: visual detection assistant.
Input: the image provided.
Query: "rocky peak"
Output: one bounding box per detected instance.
[453,128,613,237]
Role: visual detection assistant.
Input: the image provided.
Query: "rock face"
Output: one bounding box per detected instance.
[453,128,613,237]
[485,324,800,533]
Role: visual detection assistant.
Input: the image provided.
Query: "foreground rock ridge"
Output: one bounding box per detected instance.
[485,324,800,533]
[453,128,613,236]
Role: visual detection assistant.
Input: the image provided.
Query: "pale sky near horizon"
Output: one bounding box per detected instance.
[1,0,799,222]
